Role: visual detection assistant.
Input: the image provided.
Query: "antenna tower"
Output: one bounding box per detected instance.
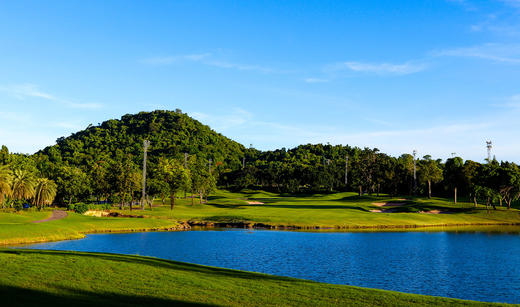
[486,141,492,162]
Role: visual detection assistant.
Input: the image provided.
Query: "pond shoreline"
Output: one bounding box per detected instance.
[4,214,520,247]
[186,220,520,230]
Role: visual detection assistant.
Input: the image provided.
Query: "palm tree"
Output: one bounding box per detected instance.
[0,166,12,208]
[33,178,57,210]
[11,169,36,201]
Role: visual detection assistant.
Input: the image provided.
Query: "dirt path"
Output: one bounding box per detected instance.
[32,210,68,223]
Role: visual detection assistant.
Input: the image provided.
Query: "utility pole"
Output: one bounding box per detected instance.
[141,139,150,210]
[242,157,245,169]
[345,155,349,186]
[184,152,188,199]
[413,150,417,195]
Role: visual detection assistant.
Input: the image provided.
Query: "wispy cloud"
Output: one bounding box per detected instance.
[141,53,211,65]
[0,84,102,109]
[434,43,520,63]
[498,0,520,8]
[142,53,286,74]
[191,107,253,131]
[329,61,427,75]
[304,78,328,83]
[500,94,520,109]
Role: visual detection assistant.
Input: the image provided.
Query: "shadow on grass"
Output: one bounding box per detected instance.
[331,195,388,203]
[203,202,370,212]
[1,250,300,283]
[0,283,212,307]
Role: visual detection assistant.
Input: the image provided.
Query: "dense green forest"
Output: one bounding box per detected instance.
[0,110,519,210]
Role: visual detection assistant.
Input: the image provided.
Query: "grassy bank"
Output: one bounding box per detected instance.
[116,190,520,229]
[0,210,181,245]
[0,249,507,307]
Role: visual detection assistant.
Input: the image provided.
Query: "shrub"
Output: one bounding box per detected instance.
[73,203,89,214]
[67,203,75,212]
[13,200,24,212]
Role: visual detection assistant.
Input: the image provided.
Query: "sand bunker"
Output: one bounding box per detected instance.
[246,201,264,205]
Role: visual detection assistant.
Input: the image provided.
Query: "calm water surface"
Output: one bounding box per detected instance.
[22,229,520,304]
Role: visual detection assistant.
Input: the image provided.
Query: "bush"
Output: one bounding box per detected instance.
[67,203,75,211]
[73,203,89,214]
[13,200,24,212]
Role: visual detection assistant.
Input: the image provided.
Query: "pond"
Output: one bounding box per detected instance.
[21,228,520,304]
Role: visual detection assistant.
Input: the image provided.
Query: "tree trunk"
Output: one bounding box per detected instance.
[377,184,380,197]
[473,196,477,208]
[499,197,502,207]
[149,196,154,211]
[428,180,432,199]
[508,199,511,209]
[205,193,208,203]
[170,192,175,210]
[454,187,457,204]
[358,185,362,196]
[191,192,194,206]
[199,191,203,204]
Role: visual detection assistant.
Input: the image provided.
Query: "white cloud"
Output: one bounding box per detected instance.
[0,84,103,109]
[498,0,520,8]
[141,53,211,65]
[434,43,520,63]
[304,78,328,83]
[331,61,427,75]
[186,106,520,163]
[142,53,286,74]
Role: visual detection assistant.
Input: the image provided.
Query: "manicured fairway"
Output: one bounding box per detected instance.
[1,190,519,246]
[0,249,508,307]
[116,190,520,229]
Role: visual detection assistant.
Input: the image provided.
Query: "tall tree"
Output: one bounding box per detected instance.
[157,158,190,209]
[0,165,12,207]
[11,169,36,201]
[444,157,464,204]
[418,156,443,199]
[33,178,57,210]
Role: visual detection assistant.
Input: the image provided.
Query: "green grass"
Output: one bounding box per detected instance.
[115,190,520,229]
[1,190,519,246]
[0,249,508,307]
[0,210,180,245]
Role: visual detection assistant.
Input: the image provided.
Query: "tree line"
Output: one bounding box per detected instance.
[0,110,518,211]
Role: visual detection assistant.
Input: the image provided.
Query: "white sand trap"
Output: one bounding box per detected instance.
[246,201,264,205]
[369,209,383,213]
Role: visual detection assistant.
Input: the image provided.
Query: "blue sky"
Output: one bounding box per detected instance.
[1,0,520,162]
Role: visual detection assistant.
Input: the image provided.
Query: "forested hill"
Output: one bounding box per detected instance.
[38,110,246,170]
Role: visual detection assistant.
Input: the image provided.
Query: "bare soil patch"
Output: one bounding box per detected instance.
[246,201,265,205]
[32,210,68,223]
